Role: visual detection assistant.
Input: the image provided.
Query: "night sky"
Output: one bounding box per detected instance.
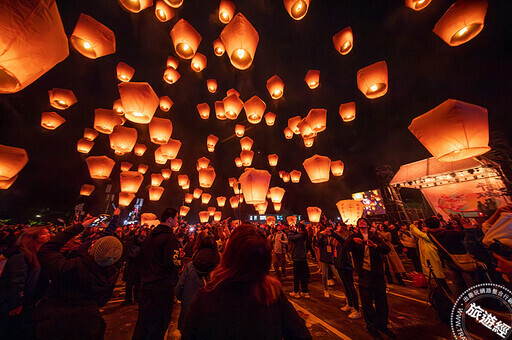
[1,0,511,222]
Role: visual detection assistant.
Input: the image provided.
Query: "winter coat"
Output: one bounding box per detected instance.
[330,232,353,271]
[316,233,335,264]
[122,233,144,285]
[271,232,288,254]
[409,224,445,278]
[287,231,307,261]
[380,232,405,274]
[399,230,417,248]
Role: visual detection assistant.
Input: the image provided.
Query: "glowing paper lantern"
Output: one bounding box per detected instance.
[339,102,356,122]
[149,186,164,201]
[171,159,183,171]
[41,112,65,130]
[0,0,68,94]
[48,88,77,110]
[303,154,331,183]
[215,101,226,120]
[120,171,144,194]
[118,0,153,13]
[217,196,226,207]
[154,147,167,165]
[405,0,432,11]
[199,211,210,223]
[151,174,164,187]
[268,154,279,167]
[290,170,301,183]
[305,109,327,134]
[109,125,137,155]
[178,174,189,187]
[197,157,210,170]
[233,181,242,195]
[141,213,159,227]
[77,138,94,154]
[155,0,174,22]
[240,150,254,167]
[244,96,266,124]
[226,89,240,97]
[433,0,488,47]
[223,94,244,120]
[297,118,316,139]
[264,112,276,126]
[166,56,179,69]
[303,137,314,148]
[161,168,171,179]
[197,103,210,119]
[165,0,183,9]
[235,157,243,167]
[113,99,124,115]
[219,0,236,24]
[269,187,285,204]
[86,156,115,180]
[331,161,345,176]
[160,139,182,159]
[199,166,216,188]
[214,211,222,221]
[307,207,322,223]
[184,193,193,203]
[119,82,160,124]
[288,116,302,135]
[213,38,225,57]
[228,178,237,187]
[0,145,28,181]
[116,62,135,82]
[201,193,212,204]
[408,99,490,162]
[120,162,132,172]
[138,164,148,174]
[357,61,388,99]
[71,14,115,59]
[266,216,276,225]
[193,188,203,199]
[207,135,219,152]
[191,53,207,72]
[255,201,268,215]
[238,168,271,205]
[84,128,98,141]
[220,13,259,70]
[134,144,147,156]
[235,125,245,138]
[180,206,190,217]
[282,173,290,183]
[149,117,173,145]
[271,202,280,212]
[304,70,320,89]
[279,171,285,178]
[336,200,365,225]
[207,79,218,93]
[119,192,135,207]
[266,75,284,99]
[80,184,95,196]
[159,96,173,112]
[229,196,239,208]
[170,19,202,59]
[240,137,254,151]
[287,216,297,225]
[333,27,353,55]
[284,0,310,20]
[283,127,293,139]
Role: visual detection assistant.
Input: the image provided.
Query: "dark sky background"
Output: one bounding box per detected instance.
[1,0,511,222]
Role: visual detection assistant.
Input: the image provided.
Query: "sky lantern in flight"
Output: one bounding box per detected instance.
[433,0,488,47]
[405,0,432,11]
[220,13,259,70]
[160,139,181,159]
[233,181,242,195]
[48,88,77,110]
[223,94,244,120]
[164,68,181,85]
[303,137,314,148]
[305,109,327,134]
[138,164,148,174]
[282,173,290,182]
[217,196,226,207]
[41,112,65,130]
[149,186,164,201]
[86,156,115,179]
[273,202,282,212]
[196,157,210,170]
[161,168,171,179]
[240,150,254,167]
[184,193,193,203]
[0,175,17,190]
[119,82,160,124]
[287,116,302,135]
[109,125,137,155]
[303,154,331,183]
[118,0,152,13]
[266,75,284,99]
[191,53,207,72]
[151,173,164,187]
[197,103,210,120]
[238,168,271,205]
[214,101,226,120]
[0,0,68,94]
[408,99,490,162]
[202,193,212,205]
[235,157,243,167]
[336,200,365,225]
[213,38,225,56]
[0,145,28,181]
[71,14,115,59]
[134,144,146,156]
[283,127,293,140]
[199,166,216,188]
[255,202,268,215]
[307,207,322,223]
[199,211,210,223]
[77,138,94,154]
[207,79,218,93]
[180,206,190,217]
[240,137,254,151]
[208,207,216,216]
[83,128,98,141]
[120,162,132,172]
[94,109,123,134]
[235,125,245,137]
[178,174,189,187]
[120,171,144,194]
[229,196,239,208]
[284,0,310,20]
[304,70,320,89]
[298,119,316,139]
[154,147,167,165]
[166,55,179,69]
[207,134,219,152]
[149,117,173,145]
[165,0,183,8]
[357,61,388,99]
[333,27,353,55]
[170,158,182,171]
[159,96,173,112]
[80,184,95,196]
[118,192,135,207]
[116,62,135,82]
[268,154,279,166]
[213,211,222,222]
[193,188,203,199]
[226,89,240,97]
[290,170,301,183]
[269,187,285,204]
[155,0,174,22]
[113,99,124,115]
[170,19,202,59]
[219,0,236,24]
[182,180,190,190]
[330,160,345,176]
[264,112,277,126]
[339,102,356,122]
[244,96,266,124]
[287,216,298,226]
[228,177,237,187]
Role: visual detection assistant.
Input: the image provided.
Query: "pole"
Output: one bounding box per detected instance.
[238,182,242,222]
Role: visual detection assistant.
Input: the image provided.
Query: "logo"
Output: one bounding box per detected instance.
[451,283,512,339]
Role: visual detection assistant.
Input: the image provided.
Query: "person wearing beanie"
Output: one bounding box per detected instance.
[33,216,123,339]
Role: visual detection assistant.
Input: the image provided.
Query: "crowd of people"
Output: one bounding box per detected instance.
[0,205,511,339]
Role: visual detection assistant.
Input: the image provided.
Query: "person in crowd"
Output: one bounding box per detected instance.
[270,225,288,280]
[132,208,183,340]
[122,227,146,305]
[181,223,311,339]
[494,253,512,282]
[288,223,310,298]
[398,223,422,273]
[316,223,344,298]
[343,218,394,339]
[378,224,406,286]
[33,217,123,339]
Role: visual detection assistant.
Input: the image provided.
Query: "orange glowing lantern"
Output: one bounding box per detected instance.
[193,188,203,199]
[48,88,77,110]
[266,75,284,99]
[234,157,243,167]
[80,184,95,196]
[207,135,219,152]
[119,82,160,124]
[116,62,135,82]
[71,14,115,59]
[41,112,65,130]
[219,0,236,24]
[118,0,152,13]
[240,137,254,151]
[405,0,432,11]
[84,128,98,141]
[273,202,282,212]
[109,125,137,155]
[213,38,225,57]
[287,216,297,225]
[336,200,365,225]
[307,207,322,223]
[120,162,132,172]
[191,53,207,72]
[199,166,216,188]
[134,144,147,156]
[184,193,193,203]
[235,125,245,138]
[290,170,301,183]
[255,201,268,215]
[165,0,183,9]
[215,101,226,120]
[303,137,314,148]
[233,181,242,195]
[264,112,276,126]
[161,168,171,179]
[304,70,320,89]
[164,67,181,85]
[159,96,173,112]
[154,147,167,165]
[240,150,254,167]
[339,102,356,122]
[120,171,144,194]
[77,138,94,154]
[238,168,271,205]
[226,89,240,97]
[0,145,28,181]
[268,154,279,167]
[180,205,190,217]
[305,109,327,134]
[303,154,331,183]
[357,61,388,99]
[113,99,124,115]
[178,174,189,187]
[199,211,210,223]
[118,192,135,207]
[201,193,212,205]
[197,103,210,119]
[284,0,310,20]
[333,27,353,55]
[149,186,164,201]
[217,196,226,207]
[166,55,179,69]
[288,116,302,135]
[0,0,68,94]
[223,94,244,120]
[228,177,237,187]
[207,207,216,216]
[138,164,148,174]
[408,99,490,162]
[297,119,316,139]
[149,117,173,145]
[266,216,276,225]
[151,174,164,187]
[196,157,210,170]
[170,19,202,59]
[279,171,285,179]
[213,211,222,221]
[282,173,290,183]
[331,160,345,176]
[283,127,293,139]
[155,0,174,22]
[141,213,160,227]
[207,79,218,93]
[229,196,239,208]
[171,158,182,171]
[160,139,181,159]
[220,13,259,70]
[269,187,285,204]
[86,156,115,180]
[433,0,488,47]
[244,96,266,124]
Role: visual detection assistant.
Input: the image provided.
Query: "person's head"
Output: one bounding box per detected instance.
[161,207,178,228]
[17,226,51,268]
[377,224,387,232]
[88,236,123,267]
[357,218,370,230]
[424,216,440,229]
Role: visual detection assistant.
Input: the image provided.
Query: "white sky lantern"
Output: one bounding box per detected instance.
[119,0,152,13]
[180,205,190,217]
[230,196,239,208]
[184,193,193,203]
[405,0,432,11]
[182,180,190,190]
[268,154,279,167]
[120,162,132,172]
[235,157,243,167]
[235,124,245,137]
[197,103,210,120]
[266,75,284,99]
[240,150,254,167]
[80,184,95,196]
[49,88,77,110]
[41,112,65,130]
[357,61,388,99]
[94,109,122,134]
[213,38,226,56]
[333,26,354,55]
[119,82,159,124]
[70,13,115,59]
[282,172,290,183]
[113,99,124,115]
[120,171,144,194]
[238,168,271,205]
[283,127,293,139]
[330,160,345,176]
[199,166,216,188]
[164,67,181,84]
[109,125,137,155]
[193,188,203,199]
[178,174,189,187]
[264,112,276,126]
[119,192,135,206]
[138,164,148,174]
[244,96,266,124]
[170,19,201,59]
[223,94,244,120]
[217,196,226,207]
[155,0,175,22]
[255,201,268,215]
[84,128,98,141]
[304,70,320,89]
[226,89,240,97]
[149,186,164,201]
[339,102,356,122]
[284,0,310,20]
[408,99,490,162]
[161,168,171,179]
[170,158,182,171]
[77,138,94,154]
[303,137,314,148]
[271,202,280,212]
[290,170,301,183]
[197,157,210,170]
[202,193,212,204]
[191,53,207,72]
[151,173,164,187]
[154,147,167,165]
[305,108,327,134]
[336,200,365,225]
[215,101,226,120]
[220,13,259,70]
[233,181,242,195]
[228,177,237,187]
[116,62,135,82]
[297,119,316,139]
[149,117,173,145]
[288,116,302,135]
[199,211,210,223]
[307,207,322,223]
[165,0,183,8]
[208,207,217,216]
[219,0,236,24]
[86,156,115,180]
[160,139,181,159]
[207,134,219,152]
[214,211,222,222]
[240,137,254,151]
[166,55,179,69]
[269,187,285,203]
[134,144,147,156]
[207,79,218,93]
[159,96,173,112]
[0,145,28,181]
[303,154,331,183]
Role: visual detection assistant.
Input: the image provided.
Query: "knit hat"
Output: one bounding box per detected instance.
[193,248,220,274]
[90,236,123,267]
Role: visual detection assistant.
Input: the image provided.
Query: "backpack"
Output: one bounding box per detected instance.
[411,272,428,287]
